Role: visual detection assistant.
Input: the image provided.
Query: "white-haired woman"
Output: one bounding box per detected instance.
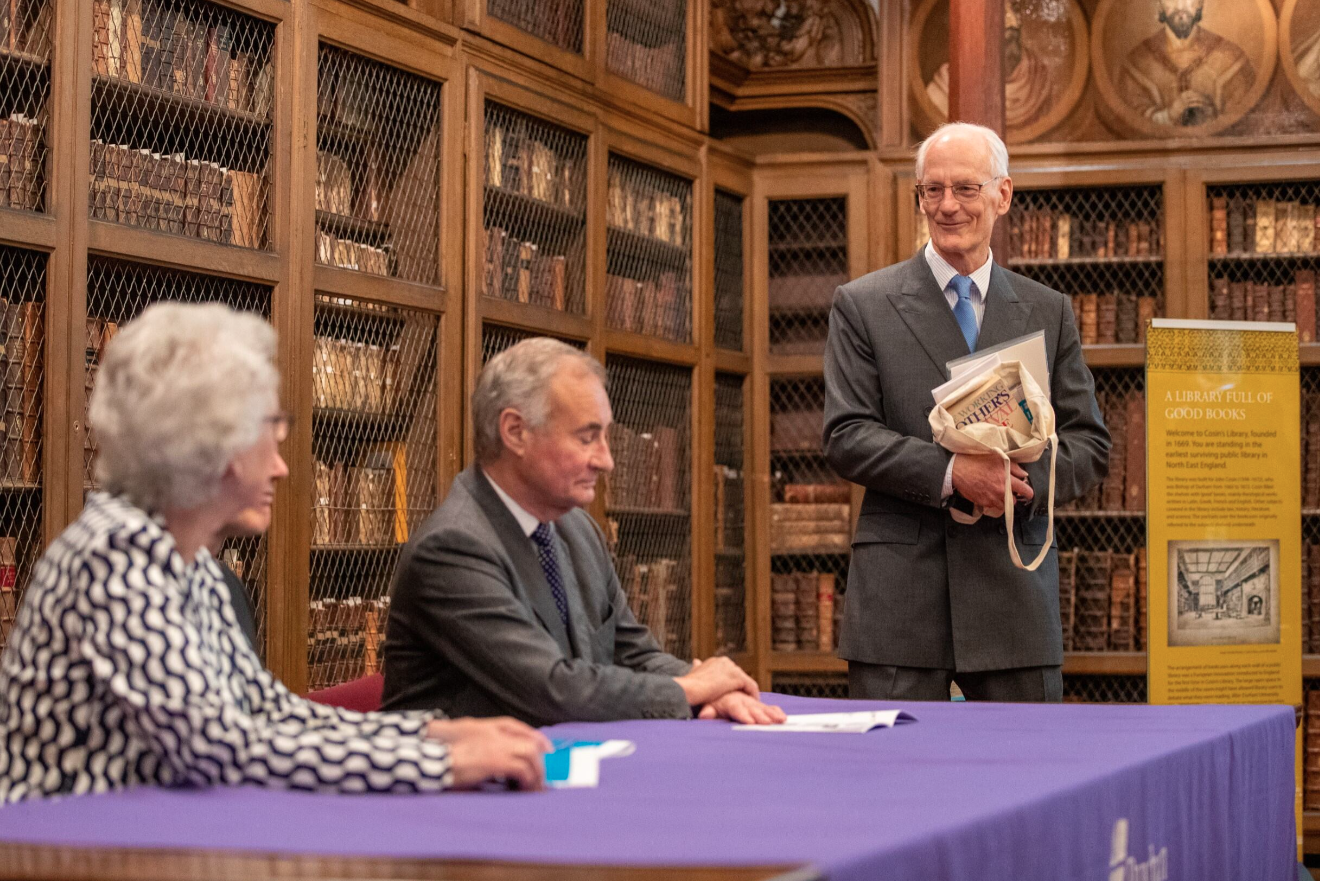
[0,302,547,802]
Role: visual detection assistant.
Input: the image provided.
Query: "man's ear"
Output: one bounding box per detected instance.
[996,177,1014,217]
[498,408,528,457]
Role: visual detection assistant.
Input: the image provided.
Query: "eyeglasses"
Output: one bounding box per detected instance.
[915,178,1002,204]
[264,411,291,443]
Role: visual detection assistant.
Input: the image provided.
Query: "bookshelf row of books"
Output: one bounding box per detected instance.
[89,140,264,247]
[603,422,683,511]
[768,273,849,314]
[0,0,48,54]
[1009,212,1161,262]
[307,595,388,691]
[1209,272,1315,335]
[604,272,688,339]
[312,455,401,548]
[487,0,580,53]
[770,572,838,652]
[769,406,823,453]
[712,464,742,553]
[1069,293,1157,346]
[0,537,23,641]
[0,302,40,487]
[92,0,272,116]
[605,32,684,101]
[606,169,688,247]
[312,334,400,414]
[771,502,849,554]
[82,317,120,483]
[0,116,41,213]
[1304,689,1320,809]
[1301,393,1320,509]
[618,555,684,655]
[1061,390,1145,512]
[485,122,580,210]
[775,481,850,505]
[1059,549,1147,652]
[316,151,389,225]
[315,229,389,277]
[1301,544,1320,653]
[481,227,573,310]
[1209,196,1320,257]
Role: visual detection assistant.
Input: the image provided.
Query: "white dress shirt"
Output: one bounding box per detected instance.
[484,469,544,538]
[924,240,994,501]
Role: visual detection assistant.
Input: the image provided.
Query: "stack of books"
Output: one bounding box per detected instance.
[604,422,682,511]
[770,502,849,554]
[0,301,41,486]
[485,120,579,209]
[1062,389,1146,513]
[1070,293,1158,345]
[606,167,687,247]
[604,271,688,339]
[0,115,41,212]
[605,31,684,100]
[90,141,263,247]
[1209,195,1320,255]
[1209,270,1315,336]
[712,464,742,553]
[1009,209,1160,261]
[312,453,399,548]
[1306,688,1320,809]
[311,335,399,414]
[770,572,836,652]
[92,0,273,116]
[83,316,120,484]
[617,555,683,654]
[1062,550,1148,652]
[307,595,389,690]
[482,229,572,310]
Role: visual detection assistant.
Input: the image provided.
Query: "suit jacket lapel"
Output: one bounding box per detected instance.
[464,467,573,655]
[976,264,1034,352]
[895,252,973,377]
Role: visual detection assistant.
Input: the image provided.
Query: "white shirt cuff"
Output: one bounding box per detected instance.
[942,455,956,501]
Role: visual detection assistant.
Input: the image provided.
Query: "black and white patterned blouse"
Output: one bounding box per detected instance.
[0,493,453,802]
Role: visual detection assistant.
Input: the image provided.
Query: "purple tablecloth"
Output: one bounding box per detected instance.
[0,695,1296,881]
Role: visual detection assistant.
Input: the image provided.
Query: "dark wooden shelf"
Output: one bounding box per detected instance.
[315,210,391,245]
[1083,344,1145,368]
[769,446,825,457]
[606,225,689,269]
[768,239,847,253]
[767,651,846,673]
[1063,651,1146,675]
[315,298,406,325]
[1007,255,1163,267]
[606,506,689,518]
[1208,250,1320,263]
[0,482,40,492]
[311,407,408,439]
[311,543,403,553]
[483,185,585,231]
[92,74,271,146]
[770,546,849,557]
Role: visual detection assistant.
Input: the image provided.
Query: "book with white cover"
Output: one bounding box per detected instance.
[946,329,1049,396]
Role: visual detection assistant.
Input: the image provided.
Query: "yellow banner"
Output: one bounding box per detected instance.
[1145,319,1301,851]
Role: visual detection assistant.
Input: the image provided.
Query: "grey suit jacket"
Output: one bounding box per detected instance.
[380,465,692,725]
[822,252,1110,672]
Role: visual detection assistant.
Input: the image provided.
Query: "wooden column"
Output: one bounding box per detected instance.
[947,0,1009,257]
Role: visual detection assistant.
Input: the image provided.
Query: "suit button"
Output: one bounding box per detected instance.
[922,406,933,417]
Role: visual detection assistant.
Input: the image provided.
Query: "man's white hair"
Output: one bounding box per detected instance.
[915,122,1010,181]
[472,337,606,464]
[89,301,278,513]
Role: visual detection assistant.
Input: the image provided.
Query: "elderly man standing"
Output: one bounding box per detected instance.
[822,122,1110,703]
[383,338,783,726]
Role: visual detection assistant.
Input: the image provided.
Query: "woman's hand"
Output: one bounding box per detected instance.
[427,716,552,791]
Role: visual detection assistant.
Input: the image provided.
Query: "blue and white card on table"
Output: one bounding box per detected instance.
[543,739,635,788]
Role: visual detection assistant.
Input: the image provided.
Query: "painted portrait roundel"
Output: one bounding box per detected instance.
[908,0,1090,145]
[1280,0,1320,120]
[1091,0,1277,139]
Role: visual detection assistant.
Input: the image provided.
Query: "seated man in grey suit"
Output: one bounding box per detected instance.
[823,122,1110,703]
[382,338,785,726]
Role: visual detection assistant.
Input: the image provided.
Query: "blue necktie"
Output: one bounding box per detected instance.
[949,274,979,352]
[531,523,570,628]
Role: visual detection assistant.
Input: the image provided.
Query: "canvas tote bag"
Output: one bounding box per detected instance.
[927,360,1058,571]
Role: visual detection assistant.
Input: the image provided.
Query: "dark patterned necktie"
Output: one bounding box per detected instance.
[531,523,570,627]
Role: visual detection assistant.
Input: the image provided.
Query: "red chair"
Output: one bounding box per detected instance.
[306,673,384,713]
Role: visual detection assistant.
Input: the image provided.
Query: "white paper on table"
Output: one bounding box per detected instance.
[732,710,916,733]
[547,739,636,789]
[946,329,1050,397]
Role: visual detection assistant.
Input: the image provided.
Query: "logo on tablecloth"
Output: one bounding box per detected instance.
[1109,818,1169,881]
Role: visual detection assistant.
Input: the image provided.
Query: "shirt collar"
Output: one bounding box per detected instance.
[924,239,994,300]
[482,469,543,538]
